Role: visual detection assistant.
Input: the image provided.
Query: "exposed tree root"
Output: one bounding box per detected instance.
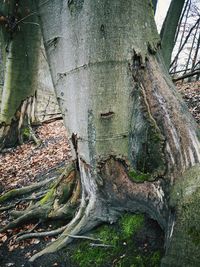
[29,195,101,262]
[11,221,41,241]
[16,225,68,241]
[0,158,170,263]
[0,204,50,233]
[0,177,56,204]
[0,161,81,244]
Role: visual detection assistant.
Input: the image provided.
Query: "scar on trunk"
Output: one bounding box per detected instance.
[100,111,115,119]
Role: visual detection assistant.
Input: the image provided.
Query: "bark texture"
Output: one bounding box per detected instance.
[1,0,199,264]
[35,1,200,264]
[0,0,40,148]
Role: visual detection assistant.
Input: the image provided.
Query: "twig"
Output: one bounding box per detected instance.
[173,70,200,82]
[10,221,41,241]
[16,225,67,241]
[89,243,114,248]
[0,201,20,211]
[67,234,101,242]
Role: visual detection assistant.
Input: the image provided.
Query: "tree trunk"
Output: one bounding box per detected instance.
[152,0,158,14]
[1,0,200,265]
[160,0,185,69]
[0,0,40,149]
[34,0,200,264]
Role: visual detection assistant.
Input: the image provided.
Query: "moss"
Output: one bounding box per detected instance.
[128,169,151,183]
[22,127,31,140]
[120,214,144,238]
[72,214,162,267]
[40,187,55,205]
[188,227,200,245]
[0,189,17,203]
[150,251,161,266]
[162,165,200,266]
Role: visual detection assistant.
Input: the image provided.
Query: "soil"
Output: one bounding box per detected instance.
[0,81,199,267]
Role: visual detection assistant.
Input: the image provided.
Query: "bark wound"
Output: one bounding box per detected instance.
[71,133,79,171]
[100,111,115,119]
[98,157,168,229]
[130,53,166,178]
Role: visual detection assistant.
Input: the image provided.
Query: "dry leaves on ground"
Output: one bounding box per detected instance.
[0,120,71,193]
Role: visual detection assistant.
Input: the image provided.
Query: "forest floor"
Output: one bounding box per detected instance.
[0,81,199,267]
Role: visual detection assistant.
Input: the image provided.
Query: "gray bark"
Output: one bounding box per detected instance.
[0,2,59,148]
[33,0,200,264]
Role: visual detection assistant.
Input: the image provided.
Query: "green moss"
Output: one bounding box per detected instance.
[0,189,17,203]
[72,214,162,267]
[120,214,144,238]
[128,169,151,183]
[22,127,31,139]
[188,227,200,245]
[40,187,55,205]
[150,251,161,266]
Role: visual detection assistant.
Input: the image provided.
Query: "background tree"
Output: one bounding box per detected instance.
[0,0,200,266]
[170,0,200,81]
[160,0,185,69]
[152,0,158,14]
[0,0,40,149]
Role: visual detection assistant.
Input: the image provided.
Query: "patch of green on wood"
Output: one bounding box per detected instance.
[40,187,55,205]
[72,213,161,267]
[128,169,151,183]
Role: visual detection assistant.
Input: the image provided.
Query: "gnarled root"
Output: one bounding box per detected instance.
[1,157,169,264]
[29,194,103,262]
[0,177,56,204]
[0,162,81,234]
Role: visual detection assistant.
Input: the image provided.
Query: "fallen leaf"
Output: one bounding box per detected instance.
[2,235,7,242]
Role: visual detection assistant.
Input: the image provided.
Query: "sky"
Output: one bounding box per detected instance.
[155,0,172,32]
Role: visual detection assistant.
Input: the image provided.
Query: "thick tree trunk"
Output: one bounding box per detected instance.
[160,0,185,69]
[0,0,40,149]
[34,0,200,264]
[1,0,199,265]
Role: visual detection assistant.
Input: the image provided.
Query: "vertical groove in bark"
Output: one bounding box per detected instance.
[130,54,200,181]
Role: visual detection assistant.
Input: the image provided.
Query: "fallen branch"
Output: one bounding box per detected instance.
[173,70,200,82]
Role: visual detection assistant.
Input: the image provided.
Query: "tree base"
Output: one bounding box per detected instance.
[0,158,169,262]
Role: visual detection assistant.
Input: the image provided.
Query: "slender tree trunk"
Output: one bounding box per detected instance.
[0,0,40,149]
[189,30,200,81]
[160,0,185,69]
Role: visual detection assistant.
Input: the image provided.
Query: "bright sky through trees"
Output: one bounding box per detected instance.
[155,0,172,32]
